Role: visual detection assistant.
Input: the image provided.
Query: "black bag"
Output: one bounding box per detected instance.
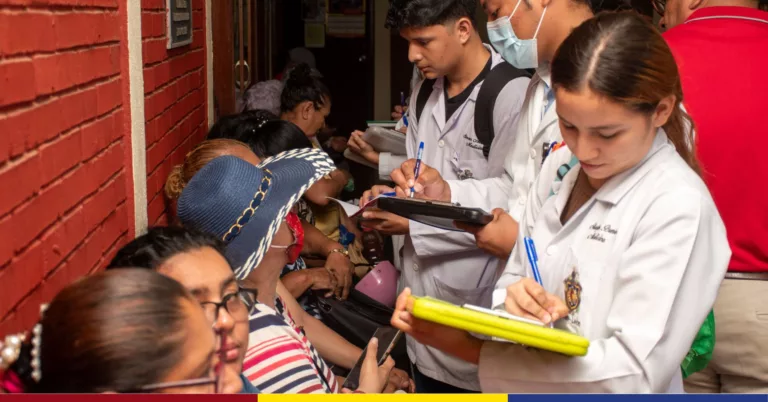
[415,61,530,159]
[312,290,410,373]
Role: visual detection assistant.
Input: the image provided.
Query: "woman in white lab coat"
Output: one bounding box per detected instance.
[390,12,730,393]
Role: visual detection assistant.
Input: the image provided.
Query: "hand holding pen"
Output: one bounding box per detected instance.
[499,237,569,327]
[410,142,424,198]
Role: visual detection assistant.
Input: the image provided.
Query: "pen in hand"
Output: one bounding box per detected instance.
[524,237,553,327]
[411,142,424,198]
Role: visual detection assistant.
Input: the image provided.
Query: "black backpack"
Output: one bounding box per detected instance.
[415,62,530,159]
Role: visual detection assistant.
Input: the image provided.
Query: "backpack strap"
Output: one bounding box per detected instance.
[474,62,530,159]
[415,78,437,124]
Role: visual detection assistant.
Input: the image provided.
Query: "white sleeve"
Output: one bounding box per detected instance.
[412,78,530,256]
[479,190,730,393]
[378,153,407,181]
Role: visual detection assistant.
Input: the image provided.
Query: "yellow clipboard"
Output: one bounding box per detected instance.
[410,296,590,356]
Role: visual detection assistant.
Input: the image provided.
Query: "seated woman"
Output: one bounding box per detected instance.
[279,63,353,242]
[165,138,354,304]
[389,12,729,393]
[174,151,410,393]
[0,269,227,394]
[107,227,259,394]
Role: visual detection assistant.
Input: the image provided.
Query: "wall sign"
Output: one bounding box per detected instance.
[166,0,193,49]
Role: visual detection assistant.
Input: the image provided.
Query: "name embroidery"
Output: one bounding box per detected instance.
[587,223,618,243]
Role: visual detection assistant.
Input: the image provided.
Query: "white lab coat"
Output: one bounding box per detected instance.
[401,45,530,390]
[479,130,730,393]
[447,65,562,223]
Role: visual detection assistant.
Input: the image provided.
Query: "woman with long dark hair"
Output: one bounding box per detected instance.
[1,269,222,393]
[390,12,730,393]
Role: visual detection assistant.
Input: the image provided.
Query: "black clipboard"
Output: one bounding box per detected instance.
[375,197,493,231]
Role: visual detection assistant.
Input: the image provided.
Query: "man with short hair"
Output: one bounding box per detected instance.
[658,0,768,393]
[361,0,529,393]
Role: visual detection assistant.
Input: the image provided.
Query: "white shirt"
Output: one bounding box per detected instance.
[401,45,529,390]
[479,130,730,393]
[447,65,562,224]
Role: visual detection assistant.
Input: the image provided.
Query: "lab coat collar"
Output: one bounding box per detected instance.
[595,129,673,205]
[429,44,503,134]
[536,63,552,89]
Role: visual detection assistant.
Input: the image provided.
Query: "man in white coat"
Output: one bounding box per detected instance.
[390,0,595,260]
[360,0,528,393]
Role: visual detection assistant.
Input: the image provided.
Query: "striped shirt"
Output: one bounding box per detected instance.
[242,297,339,394]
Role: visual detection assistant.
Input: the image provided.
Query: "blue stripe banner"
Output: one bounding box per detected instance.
[509,395,768,402]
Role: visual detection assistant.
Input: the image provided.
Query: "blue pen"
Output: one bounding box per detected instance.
[368,191,397,201]
[401,92,410,127]
[524,237,553,327]
[411,142,425,198]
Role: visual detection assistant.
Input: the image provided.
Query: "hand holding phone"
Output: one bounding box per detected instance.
[342,328,402,392]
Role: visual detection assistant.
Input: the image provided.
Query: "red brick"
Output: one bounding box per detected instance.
[41,207,86,275]
[39,130,84,184]
[146,162,170,200]
[0,215,14,266]
[95,77,122,115]
[54,12,121,50]
[143,37,168,65]
[82,172,126,230]
[193,10,204,30]
[147,193,166,225]
[141,11,165,38]
[0,242,44,318]
[80,111,121,160]
[0,59,36,107]
[0,154,42,216]
[9,189,64,258]
[0,11,56,56]
[9,287,44,333]
[142,0,165,10]
[33,45,120,96]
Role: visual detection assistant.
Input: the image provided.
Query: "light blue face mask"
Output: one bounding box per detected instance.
[486,0,547,70]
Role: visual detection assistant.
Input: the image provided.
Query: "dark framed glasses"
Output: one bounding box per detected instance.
[199,287,258,324]
[136,377,219,393]
[652,0,665,16]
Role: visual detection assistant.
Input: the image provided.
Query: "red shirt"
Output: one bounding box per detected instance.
[663,7,768,273]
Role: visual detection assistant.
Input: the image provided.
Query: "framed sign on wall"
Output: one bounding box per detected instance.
[167,0,193,49]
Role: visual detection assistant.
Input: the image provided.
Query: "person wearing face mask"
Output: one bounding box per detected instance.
[388,0,594,260]
[176,150,413,394]
[654,0,768,393]
[390,12,730,393]
[359,0,530,393]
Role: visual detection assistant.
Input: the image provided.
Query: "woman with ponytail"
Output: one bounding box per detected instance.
[390,12,730,393]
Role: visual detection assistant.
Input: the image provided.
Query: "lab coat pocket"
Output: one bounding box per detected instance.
[432,275,494,309]
[451,158,488,181]
[558,248,605,337]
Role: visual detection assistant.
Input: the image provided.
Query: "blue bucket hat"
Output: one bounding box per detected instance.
[177,148,335,279]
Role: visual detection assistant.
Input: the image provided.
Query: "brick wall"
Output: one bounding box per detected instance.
[0,0,134,333]
[143,0,207,226]
[0,0,209,333]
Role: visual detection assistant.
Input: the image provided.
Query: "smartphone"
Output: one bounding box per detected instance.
[341,328,403,391]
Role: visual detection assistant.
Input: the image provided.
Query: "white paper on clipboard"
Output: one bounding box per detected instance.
[361,126,406,154]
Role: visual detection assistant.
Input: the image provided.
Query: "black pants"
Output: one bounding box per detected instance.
[412,365,480,394]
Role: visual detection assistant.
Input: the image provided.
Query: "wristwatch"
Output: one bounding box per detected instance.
[328,248,349,258]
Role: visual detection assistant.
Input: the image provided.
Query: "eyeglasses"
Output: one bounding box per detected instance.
[129,333,225,394]
[652,0,665,16]
[199,288,258,324]
[136,376,219,393]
